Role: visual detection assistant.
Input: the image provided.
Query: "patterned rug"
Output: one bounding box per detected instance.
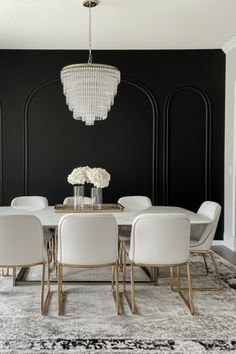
[0,253,236,353]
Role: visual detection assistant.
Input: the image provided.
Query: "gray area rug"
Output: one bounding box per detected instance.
[0,253,236,353]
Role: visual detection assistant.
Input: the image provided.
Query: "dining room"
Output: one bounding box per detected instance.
[0,0,236,353]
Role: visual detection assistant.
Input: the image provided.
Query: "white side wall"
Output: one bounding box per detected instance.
[225,47,236,250]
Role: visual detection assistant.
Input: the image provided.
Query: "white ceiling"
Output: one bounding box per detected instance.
[0,0,236,50]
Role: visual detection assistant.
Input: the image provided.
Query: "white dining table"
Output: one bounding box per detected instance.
[0,205,211,286]
[0,205,212,227]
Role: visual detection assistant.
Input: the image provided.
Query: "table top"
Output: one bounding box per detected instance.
[0,206,212,227]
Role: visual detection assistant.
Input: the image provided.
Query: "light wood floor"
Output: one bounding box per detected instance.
[212,245,236,266]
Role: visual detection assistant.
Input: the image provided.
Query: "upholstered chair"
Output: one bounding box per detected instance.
[11,198,50,240]
[57,214,120,315]
[117,196,152,270]
[9,196,52,280]
[118,195,152,241]
[118,196,152,212]
[122,214,194,315]
[0,215,50,315]
[190,201,223,290]
[11,196,48,210]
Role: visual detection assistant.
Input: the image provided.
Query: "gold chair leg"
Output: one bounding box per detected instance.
[115,264,120,314]
[12,267,16,286]
[52,236,56,264]
[112,265,115,292]
[122,244,126,272]
[153,267,159,285]
[112,264,120,315]
[176,266,181,291]
[187,262,194,314]
[122,248,134,313]
[174,263,195,315]
[170,266,174,289]
[209,252,224,290]
[55,231,58,275]
[202,254,209,276]
[57,264,60,315]
[57,264,63,315]
[131,262,135,314]
[118,240,124,272]
[40,263,45,315]
[123,247,126,292]
[40,261,51,315]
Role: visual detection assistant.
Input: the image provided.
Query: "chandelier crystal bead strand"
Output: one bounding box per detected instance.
[61,0,121,126]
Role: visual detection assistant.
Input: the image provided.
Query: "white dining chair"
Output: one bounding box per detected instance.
[190,201,223,291]
[117,196,152,242]
[118,196,152,211]
[11,196,48,210]
[57,214,120,315]
[117,196,152,271]
[0,215,50,315]
[122,214,194,314]
[63,196,92,205]
[10,196,53,279]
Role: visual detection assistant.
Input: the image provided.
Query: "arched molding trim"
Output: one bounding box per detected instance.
[163,85,212,205]
[223,36,236,54]
[23,78,58,196]
[23,77,159,203]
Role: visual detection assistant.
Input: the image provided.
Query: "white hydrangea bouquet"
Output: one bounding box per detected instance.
[67,166,110,188]
[67,166,90,185]
[86,167,111,188]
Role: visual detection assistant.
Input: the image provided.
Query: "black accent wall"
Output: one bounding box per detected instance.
[0,50,225,239]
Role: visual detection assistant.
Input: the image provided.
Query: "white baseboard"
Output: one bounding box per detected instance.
[212,240,225,246]
[223,233,236,251]
[213,239,236,252]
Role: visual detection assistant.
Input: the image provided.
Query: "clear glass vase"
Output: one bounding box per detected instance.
[91,187,103,209]
[73,184,84,210]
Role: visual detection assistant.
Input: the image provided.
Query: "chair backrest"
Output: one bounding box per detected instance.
[194,201,221,250]
[63,196,92,205]
[11,196,48,210]
[58,214,118,265]
[129,214,190,265]
[0,215,46,266]
[118,196,152,211]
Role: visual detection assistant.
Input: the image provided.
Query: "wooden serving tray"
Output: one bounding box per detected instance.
[54,203,124,213]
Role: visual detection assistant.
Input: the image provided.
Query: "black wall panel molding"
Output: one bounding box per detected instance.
[120,78,158,204]
[23,77,58,196]
[23,76,159,203]
[163,85,212,206]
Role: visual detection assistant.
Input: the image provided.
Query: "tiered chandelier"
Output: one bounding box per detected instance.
[61,0,121,126]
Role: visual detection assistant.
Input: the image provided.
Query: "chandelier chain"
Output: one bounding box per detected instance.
[88,4,92,63]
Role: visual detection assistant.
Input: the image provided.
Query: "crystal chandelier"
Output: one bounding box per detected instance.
[61,0,121,126]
